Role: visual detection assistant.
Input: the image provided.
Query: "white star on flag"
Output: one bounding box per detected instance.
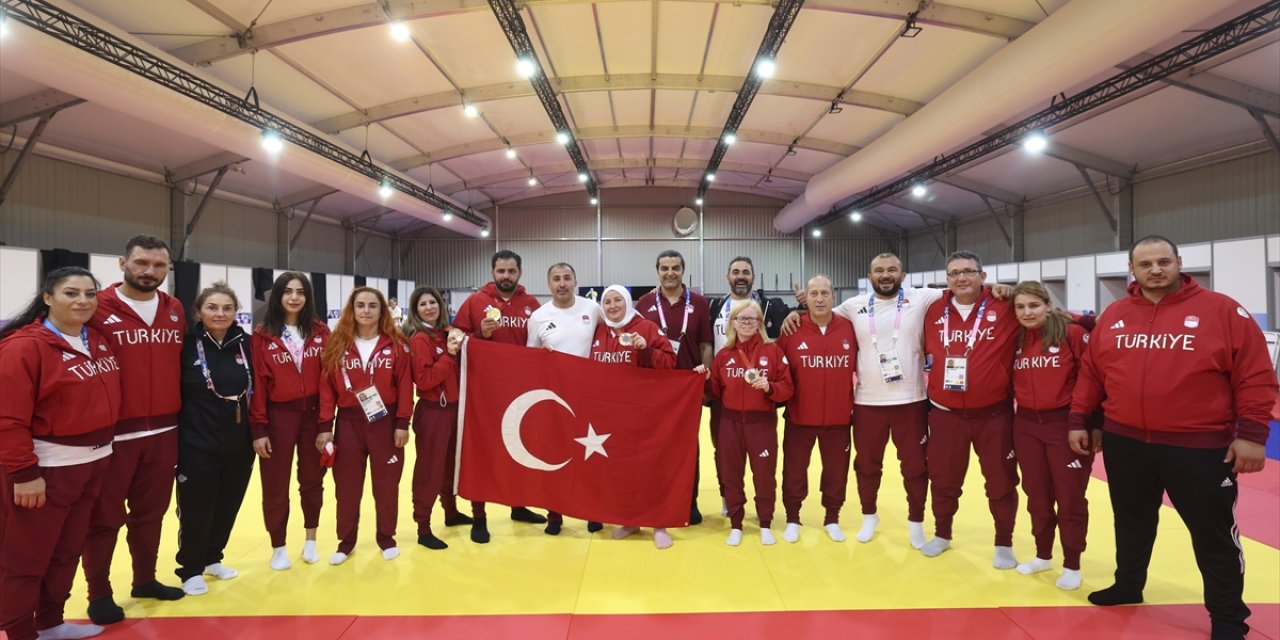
[574,424,611,461]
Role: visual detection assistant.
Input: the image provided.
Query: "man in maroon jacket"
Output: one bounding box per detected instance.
[921,250,1022,570]
[451,250,547,542]
[1071,236,1277,640]
[82,236,187,624]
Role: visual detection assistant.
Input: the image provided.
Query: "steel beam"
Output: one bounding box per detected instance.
[935,175,1025,206]
[179,165,229,260]
[979,195,1013,248]
[0,113,53,207]
[166,151,247,184]
[1248,108,1280,156]
[276,186,340,210]
[440,157,812,193]
[1074,164,1118,233]
[1044,143,1133,178]
[0,89,85,128]
[289,196,326,250]
[1120,53,1280,118]
[882,197,956,224]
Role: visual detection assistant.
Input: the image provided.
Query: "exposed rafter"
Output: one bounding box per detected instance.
[441,158,813,193]
[165,151,247,184]
[0,88,85,128]
[1120,53,1280,117]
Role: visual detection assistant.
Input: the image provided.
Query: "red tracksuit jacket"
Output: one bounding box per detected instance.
[250,320,331,438]
[0,322,122,482]
[1070,275,1278,447]
[452,282,541,346]
[410,328,459,404]
[319,334,414,430]
[924,290,1020,411]
[776,314,857,427]
[88,283,185,434]
[1012,323,1087,415]
[589,316,676,369]
[709,334,794,411]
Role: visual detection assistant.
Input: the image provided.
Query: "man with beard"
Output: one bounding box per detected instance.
[635,250,712,524]
[453,250,548,542]
[83,235,187,624]
[526,263,603,535]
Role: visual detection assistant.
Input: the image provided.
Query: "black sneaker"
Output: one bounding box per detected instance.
[587,521,603,533]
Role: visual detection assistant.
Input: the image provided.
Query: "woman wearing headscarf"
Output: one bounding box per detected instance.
[590,285,677,548]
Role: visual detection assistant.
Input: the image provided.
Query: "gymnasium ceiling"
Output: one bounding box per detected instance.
[0,0,1277,236]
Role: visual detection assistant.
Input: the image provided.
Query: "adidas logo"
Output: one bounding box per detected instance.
[920,435,928,445]
[758,450,770,458]
[796,341,809,350]
[1220,478,1234,488]
[1067,460,1083,469]
[388,455,399,464]
[1006,450,1016,460]
[726,357,736,365]
[546,322,557,330]
[61,352,76,361]
[268,343,279,350]
[102,314,123,325]
[1110,320,1125,330]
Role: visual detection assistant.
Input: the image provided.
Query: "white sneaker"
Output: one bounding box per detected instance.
[782,522,801,543]
[381,547,400,560]
[270,546,291,571]
[203,563,238,580]
[1016,557,1053,575]
[824,523,847,542]
[301,540,319,564]
[921,537,951,558]
[182,575,209,596]
[760,528,776,546]
[329,551,349,565]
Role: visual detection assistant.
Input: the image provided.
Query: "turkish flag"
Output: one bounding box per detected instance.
[456,339,702,527]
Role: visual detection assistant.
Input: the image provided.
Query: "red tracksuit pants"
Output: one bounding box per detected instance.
[82,430,178,601]
[716,410,779,529]
[927,404,1019,546]
[1013,408,1091,569]
[853,401,930,522]
[259,403,326,548]
[1,457,109,640]
[334,409,405,554]
[781,422,851,525]
[412,400,479,533]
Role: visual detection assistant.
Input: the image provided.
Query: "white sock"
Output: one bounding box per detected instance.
[726,529,743,547]
[329,551,349,566]
[760,528,776,546]
[1016,557,1053,575]
[720,498,728,517]
[270,546,292,571]
[1057,568,1083,591]
[824,523,847,542]
[907,520,926,550]
[203,563,238,580]
[381,547,400,561]
[855,513,879,543]
[782,522,801,543]
[182,575,208,596]
[993,546,1018,570]
[921,537,951,558]
[36,622,104,640]
[302,540,319,564]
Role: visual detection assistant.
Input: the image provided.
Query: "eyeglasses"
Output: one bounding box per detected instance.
[733,317,761,325]
[946,269,980,279]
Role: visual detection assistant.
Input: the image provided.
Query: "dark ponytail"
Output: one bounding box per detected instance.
[0,267,100,342]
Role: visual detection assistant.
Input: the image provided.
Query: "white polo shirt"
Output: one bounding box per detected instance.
[835,286,945,406]
[527,296,600,358]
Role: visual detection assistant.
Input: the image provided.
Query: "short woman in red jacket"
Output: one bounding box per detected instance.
[0,267,120,640]
[695,300,793,547]
[1010,280,1092,591]
[317,288,413,565]
[590,285,677,548]
[250,272,330,570]
[404,286,477,549]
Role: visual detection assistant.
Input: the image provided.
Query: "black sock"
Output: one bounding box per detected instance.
[689,506,703,526]
[87,597,125,625]
[587,521,603,533]
[1210,620,1249,640]
[417,532,448,550]
[470,518,490,544]
[131,581,185,601]
[544,520,562,536]
[444,513,474,527]
[511,507,547,524]
[1087,585,1143,606]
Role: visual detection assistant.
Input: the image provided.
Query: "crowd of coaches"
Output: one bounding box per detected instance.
[0,234,1274,640]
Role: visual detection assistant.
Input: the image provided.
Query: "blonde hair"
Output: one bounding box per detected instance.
[1011,280,1073,351]
[723,300,771,349]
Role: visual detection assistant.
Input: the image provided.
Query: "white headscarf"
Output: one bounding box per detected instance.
[601,284,636,329]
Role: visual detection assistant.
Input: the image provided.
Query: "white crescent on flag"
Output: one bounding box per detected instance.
[500,389,573,471]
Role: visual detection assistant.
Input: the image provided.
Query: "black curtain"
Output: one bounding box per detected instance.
[252,267,275,301]
[173,261,201,327]
[388,278,399,302]
[40,249,89,274]
[311,272,328,322]
[354,275,367,288]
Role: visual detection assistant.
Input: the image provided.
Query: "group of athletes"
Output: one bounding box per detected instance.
[0,232,1275,640]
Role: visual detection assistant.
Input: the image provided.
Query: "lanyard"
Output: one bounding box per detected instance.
[719,292,758,324]
[867,288,904,351]
[196,336,253,402]
[340,341,380,392]
[281,326,305,372]
[43,318,90,355]
[655,286,691,339]
[942,296,991,356]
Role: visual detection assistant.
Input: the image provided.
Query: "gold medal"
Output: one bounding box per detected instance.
[618,333,634,347]
[484,305,501,321]
[448,328,465,345]
[744,368,760,384]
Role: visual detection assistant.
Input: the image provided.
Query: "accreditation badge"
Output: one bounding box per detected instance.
[942,357,968,392]
[878,352,905,383]
[354,386,389,422]
[668,338,681,355]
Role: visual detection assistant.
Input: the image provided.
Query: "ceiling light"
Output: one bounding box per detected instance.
[463,104,479,118]
[706,173,716,182]
[695,197,703,206]
[505,147,517,159]
[556,131,570,145]
[527,177,537,186]
[811,229,822,237]
[516,57,536,78]
[911,183,926,197]
[578,172,588,183]
[590,197,599,205]
[389,21,411,42]
[1022,132,1048,153]
[755,58,776,79]
[378,178,394,199]
[850,211,862,222]
[723,132,737,146]
[260,128,284,154]
[481,229,491,237]
[442,212,453,222]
